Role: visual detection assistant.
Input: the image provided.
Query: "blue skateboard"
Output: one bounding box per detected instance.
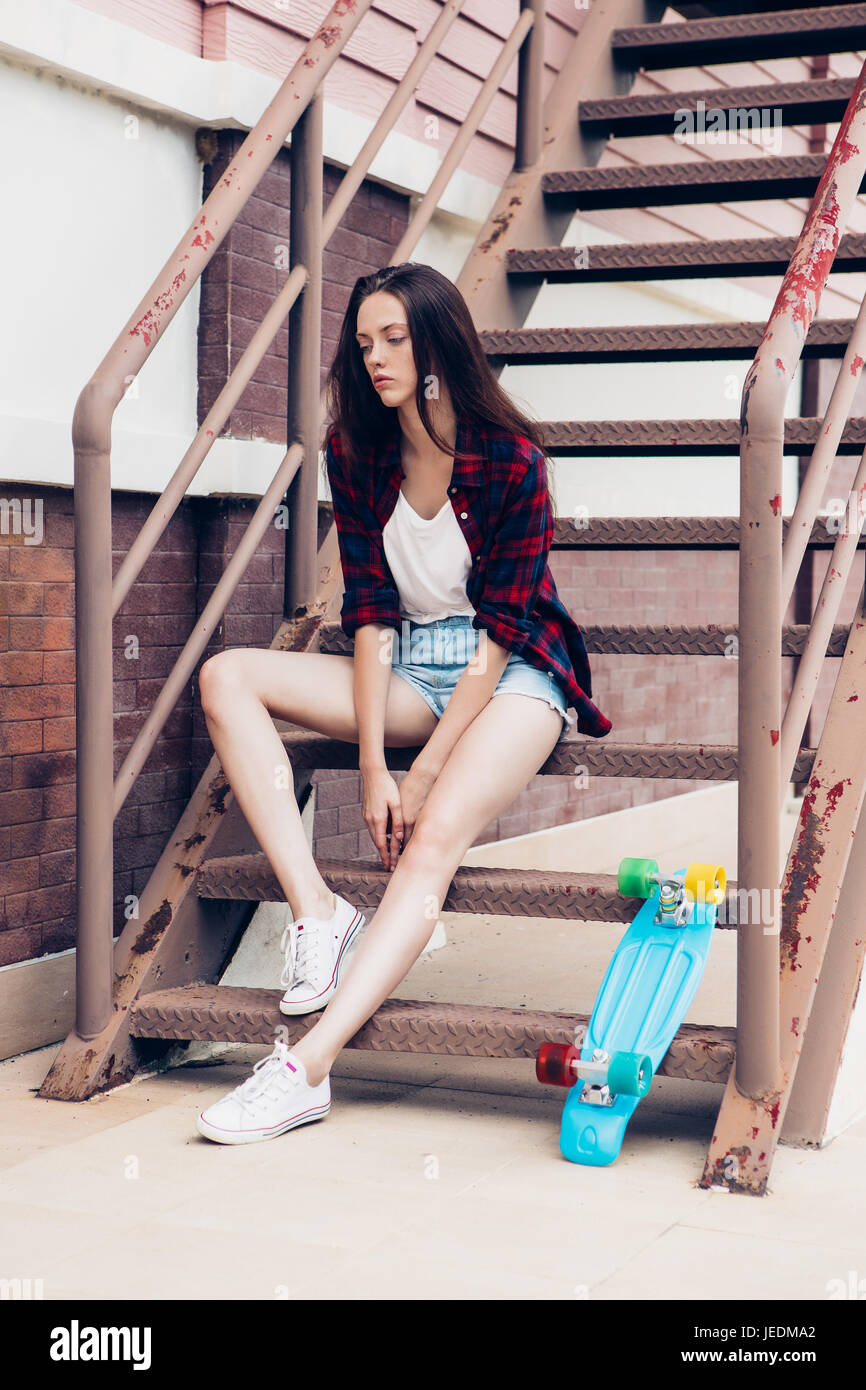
[537,858,726,1167]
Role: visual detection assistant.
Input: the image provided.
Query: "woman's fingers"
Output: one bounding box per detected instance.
[388,801,404,871]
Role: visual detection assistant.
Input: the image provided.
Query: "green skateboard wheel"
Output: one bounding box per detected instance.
[607,1050,653,1098]
[617,857,659,899]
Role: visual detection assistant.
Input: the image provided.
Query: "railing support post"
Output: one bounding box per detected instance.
[285,86,323,617]
[736,421,782,1100]
[72,425,115,1039]
[515,0,545,171]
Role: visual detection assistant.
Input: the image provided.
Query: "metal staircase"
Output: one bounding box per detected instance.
[40,1,866,1195]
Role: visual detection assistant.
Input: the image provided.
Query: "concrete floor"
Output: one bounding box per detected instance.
[2,784,865,1300]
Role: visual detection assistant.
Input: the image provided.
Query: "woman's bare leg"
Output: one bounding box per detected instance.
[198,648,437,921]
[287,692,564,1084]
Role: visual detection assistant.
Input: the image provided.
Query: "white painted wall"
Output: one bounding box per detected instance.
[0,52,203,494]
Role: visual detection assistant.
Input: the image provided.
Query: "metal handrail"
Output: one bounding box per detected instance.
[737,62,866,1099]
[72,0,543,1039]
[114,0,536,812]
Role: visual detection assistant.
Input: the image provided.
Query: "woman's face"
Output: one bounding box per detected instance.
[354,292,416,408]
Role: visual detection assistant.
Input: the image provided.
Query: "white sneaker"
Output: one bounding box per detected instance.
[195,1043,330,1144]
[279,891,366,1016]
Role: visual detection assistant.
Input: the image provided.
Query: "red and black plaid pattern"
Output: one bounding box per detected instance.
[325,419,612,738]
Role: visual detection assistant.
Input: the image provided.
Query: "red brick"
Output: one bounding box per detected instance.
[0,684,73,720]
[115,582,195,617]
[42,783,76,818]
[1,721,42,755]
[3,855,39,894]
[11,750,76,787]
[0,927,42,967]
[40,510,75,547]
[9,547,74,583]
[337,803,366,834]
[43,717,76,752]
[114,832,177,873]
[315,831,359,859]
[314,774,359,810]
[43,650,75,682]
[37,581,73,619]
[5,882,74,928]
[222,614,276,646]
[9,617,74,650]
[0,788,43,826]
[11,816,74,856]
[136,799,183,835]
[0,583,44,616]
[231,253,277,295]
[39,848,76,887]
[40,919,76,955]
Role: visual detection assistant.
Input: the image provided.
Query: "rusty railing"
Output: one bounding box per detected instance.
[71,0,547,1040]
[737,61,866,1099]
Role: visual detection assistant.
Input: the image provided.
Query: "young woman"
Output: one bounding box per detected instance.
[195,263,612,1144]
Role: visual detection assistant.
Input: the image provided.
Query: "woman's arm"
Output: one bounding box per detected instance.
[353,623,394,773]
[325,433,402,639]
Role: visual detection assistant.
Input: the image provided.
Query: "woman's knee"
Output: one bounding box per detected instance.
[198,649,251,711]
[403,808,465,867]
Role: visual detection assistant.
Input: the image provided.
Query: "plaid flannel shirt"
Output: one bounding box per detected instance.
[325,419,612,739]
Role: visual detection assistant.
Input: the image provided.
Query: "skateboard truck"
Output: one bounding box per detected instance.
[617,859,726,929]
[654,878,691,927]
[536,1042,653,1102]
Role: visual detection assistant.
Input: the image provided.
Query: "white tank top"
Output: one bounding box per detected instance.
[382,487,476,623]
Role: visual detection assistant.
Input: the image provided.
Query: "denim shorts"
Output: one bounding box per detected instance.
[389,614,575,734]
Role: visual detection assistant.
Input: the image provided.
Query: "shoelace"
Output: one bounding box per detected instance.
[279,919,322,990]
[279,922,297,988]
[230,1042,298,1113]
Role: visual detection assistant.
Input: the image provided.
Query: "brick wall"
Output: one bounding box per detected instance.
[0,484,289,969]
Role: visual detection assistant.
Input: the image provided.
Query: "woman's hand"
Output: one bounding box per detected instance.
[361,767,405,873]
[397,764,436,853]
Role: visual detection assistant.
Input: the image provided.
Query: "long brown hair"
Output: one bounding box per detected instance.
[320,262,557,518]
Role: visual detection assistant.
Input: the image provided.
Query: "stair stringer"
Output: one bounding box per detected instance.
[782,701,866,1147]
[699,588,866,1194]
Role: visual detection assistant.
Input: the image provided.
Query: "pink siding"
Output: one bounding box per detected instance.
[69,1,584,184]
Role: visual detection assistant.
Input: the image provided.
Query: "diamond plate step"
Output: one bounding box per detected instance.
[542,154,841,210]
[315,619,851,658]
[128,984,736,1083]
[275,730,817,782]
[580,76,856,138]
[611,6,866,69]
[507,234,866,282]
[479,319,854,363]
[534,417,866,455]
[194,853,742,926]
[548,516,864,549]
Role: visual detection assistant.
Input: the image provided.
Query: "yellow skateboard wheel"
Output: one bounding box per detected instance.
[684,862,726,906]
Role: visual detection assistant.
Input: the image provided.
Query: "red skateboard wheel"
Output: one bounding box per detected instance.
[536,1042,579,1087]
